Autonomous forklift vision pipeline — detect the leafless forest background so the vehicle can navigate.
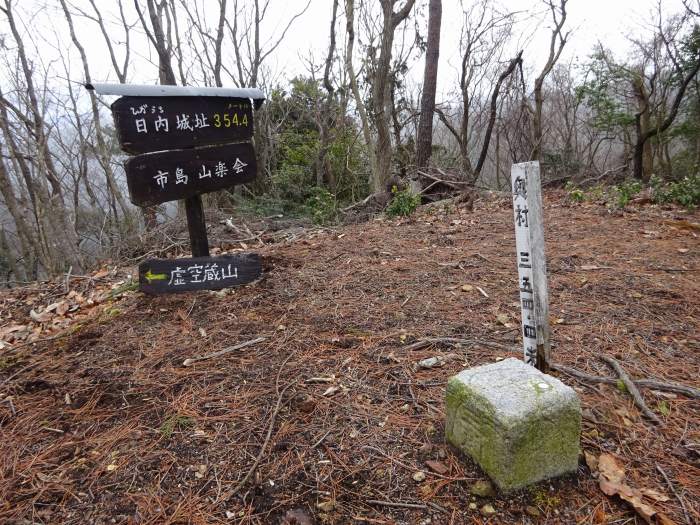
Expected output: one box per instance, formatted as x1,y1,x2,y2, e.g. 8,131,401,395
0,0,698,284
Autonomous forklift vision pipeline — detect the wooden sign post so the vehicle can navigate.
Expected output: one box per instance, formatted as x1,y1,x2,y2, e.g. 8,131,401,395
511,161,551,372
86,83,265,294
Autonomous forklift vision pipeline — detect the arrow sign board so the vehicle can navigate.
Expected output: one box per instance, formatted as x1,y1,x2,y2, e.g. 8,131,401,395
139,254,262,294
125,142,256,206
111,96,254,154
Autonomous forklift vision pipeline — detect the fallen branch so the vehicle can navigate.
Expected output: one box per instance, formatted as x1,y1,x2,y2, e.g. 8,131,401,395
341,192,382,213
404,337,512,353
182,337,266,367
0,362,39,391
550,363,700,399
227,381,295,497
311,429,332,449
416,170,469,195
656,464,691,525
366,500,428,511
476,286,489,298
223,350,297,499
600,356,661,424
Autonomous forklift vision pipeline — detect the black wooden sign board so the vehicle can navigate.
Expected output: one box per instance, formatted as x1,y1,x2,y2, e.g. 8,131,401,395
111,96,254,154
88,83,266,294
139,254,262,294
125,142,256,206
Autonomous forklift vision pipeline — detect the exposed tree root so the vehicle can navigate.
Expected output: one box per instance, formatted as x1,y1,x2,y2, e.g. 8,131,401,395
550,363,700,399
600,355,662,424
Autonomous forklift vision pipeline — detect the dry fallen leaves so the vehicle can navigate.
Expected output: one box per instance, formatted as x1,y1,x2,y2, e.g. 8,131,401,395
496,313,512,327
592,503,607,524
321,385,338,397
592,453,675,524
425,460,448,475
664,219,700,232
29,309,52,324
280,508,313,525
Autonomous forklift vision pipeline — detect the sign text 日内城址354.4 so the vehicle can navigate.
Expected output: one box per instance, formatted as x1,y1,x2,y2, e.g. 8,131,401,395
111,96,254,154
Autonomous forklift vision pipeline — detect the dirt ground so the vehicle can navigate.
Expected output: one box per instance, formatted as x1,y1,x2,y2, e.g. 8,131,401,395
0,191,698,524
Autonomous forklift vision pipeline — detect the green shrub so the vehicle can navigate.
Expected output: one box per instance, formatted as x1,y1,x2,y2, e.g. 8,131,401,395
305,186,337,224
587,184,606,201
565,182,585,203
386,186,421,217
654,174,700,209
160,414,195,439
612,180,643,208
564,175,698,210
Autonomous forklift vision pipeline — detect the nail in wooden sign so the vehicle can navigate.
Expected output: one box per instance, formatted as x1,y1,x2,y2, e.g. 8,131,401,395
111,96,254,154
125,142,257,206
139,254,262,294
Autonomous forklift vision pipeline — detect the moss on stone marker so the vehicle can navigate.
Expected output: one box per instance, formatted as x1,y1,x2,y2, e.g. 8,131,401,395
445,358,581,492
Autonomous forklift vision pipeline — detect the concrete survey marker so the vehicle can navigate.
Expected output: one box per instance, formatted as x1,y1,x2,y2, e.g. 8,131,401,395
446,358,581,491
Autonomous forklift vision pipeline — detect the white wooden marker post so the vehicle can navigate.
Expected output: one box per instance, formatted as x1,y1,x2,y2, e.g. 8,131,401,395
511,161,551,372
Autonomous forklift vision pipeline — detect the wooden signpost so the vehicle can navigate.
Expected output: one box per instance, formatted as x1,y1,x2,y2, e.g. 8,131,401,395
87,83,265,295
511,161,551,372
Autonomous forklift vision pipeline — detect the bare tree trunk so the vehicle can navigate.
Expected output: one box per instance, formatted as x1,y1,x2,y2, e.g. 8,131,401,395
62,63,100,210
473,51,523,179
345,0,375,177
415,0,442,169
530,0,569,162
213,0,227,86
315,0,340,191
60,0,130,218
632,47,700,181
495,120,501,189
136,0,178,85
88,0,130,83
135,0,179,226
0,155,40,273
371,0,416,193
1,0,84,275
632,75,654,181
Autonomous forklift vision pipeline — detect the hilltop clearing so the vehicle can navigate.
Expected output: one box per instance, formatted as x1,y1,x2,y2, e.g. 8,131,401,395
0,192,698,524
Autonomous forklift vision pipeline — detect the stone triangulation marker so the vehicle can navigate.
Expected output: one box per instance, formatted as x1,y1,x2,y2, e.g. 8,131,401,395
446,358,581,491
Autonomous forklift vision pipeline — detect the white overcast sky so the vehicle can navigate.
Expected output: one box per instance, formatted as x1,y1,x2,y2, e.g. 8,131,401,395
4,0,694,99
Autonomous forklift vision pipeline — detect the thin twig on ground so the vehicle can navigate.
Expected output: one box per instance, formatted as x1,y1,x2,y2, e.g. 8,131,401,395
223,349,298,499
182,337,266,367
366,500,428,510
403,337,513,353
656,464,691,525
600,355,662,425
